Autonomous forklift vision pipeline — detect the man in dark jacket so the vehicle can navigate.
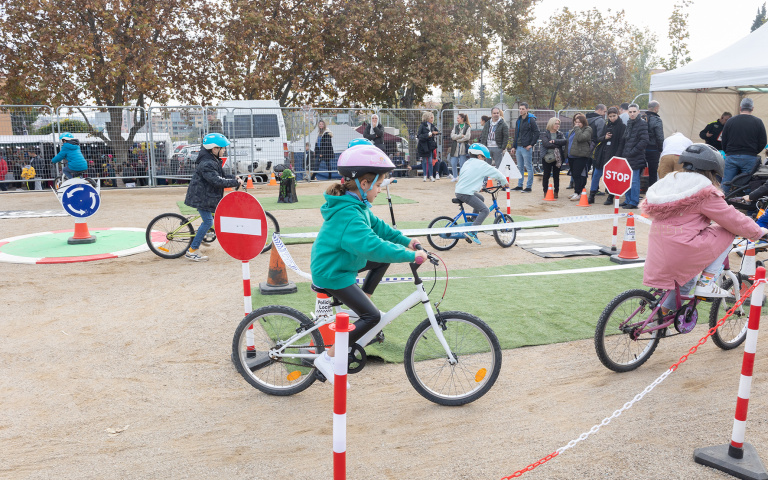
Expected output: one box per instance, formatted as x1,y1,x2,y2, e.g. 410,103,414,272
586,104,607,155
592,107,625,205
699,112,732,150
183,133,242,261
479,107,510,170
510,103,539,191
644,100,664,188
721,98,768,194
617,104,648,209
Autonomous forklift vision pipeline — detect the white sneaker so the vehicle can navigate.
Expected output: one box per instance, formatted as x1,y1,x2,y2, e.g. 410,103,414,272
435,174,440,180
694,279,733,298
313,352,350,388
569,193,579,201
185,250,209,262
448,174,454,180
431,176,435,182
451,177,457,182
423,177,427,182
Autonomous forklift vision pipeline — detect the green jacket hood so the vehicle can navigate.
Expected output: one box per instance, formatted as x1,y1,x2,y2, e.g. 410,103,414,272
320,193,366,221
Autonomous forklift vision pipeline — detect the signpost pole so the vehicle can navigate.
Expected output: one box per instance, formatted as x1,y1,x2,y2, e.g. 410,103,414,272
242,260,256,357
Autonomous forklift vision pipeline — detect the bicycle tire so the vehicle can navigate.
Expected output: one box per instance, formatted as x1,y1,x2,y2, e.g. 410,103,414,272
493,213,516,248
261,211,279,254
594,289,661,372
427,216,460,251
710,276,750,350
404,311,501,406
232,305,322,396
145,213,194,259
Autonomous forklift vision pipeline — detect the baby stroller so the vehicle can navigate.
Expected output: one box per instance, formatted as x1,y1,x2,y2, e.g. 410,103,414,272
723,158,768,214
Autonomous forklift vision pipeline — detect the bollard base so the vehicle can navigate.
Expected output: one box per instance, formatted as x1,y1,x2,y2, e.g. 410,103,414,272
68,235,96,245
610,254,645,264
694,443,768,480
599,246,618,256
259,281,298,295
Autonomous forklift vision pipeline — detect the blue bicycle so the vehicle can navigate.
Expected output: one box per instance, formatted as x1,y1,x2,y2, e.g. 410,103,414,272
427,186,517,250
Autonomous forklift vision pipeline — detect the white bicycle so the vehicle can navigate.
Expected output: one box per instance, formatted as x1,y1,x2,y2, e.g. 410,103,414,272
231,247,502,406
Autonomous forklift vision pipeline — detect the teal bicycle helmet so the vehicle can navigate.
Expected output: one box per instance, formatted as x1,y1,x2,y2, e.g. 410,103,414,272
468,143,491,159
59,132,75,141
202,133,230,149
348,138,374,148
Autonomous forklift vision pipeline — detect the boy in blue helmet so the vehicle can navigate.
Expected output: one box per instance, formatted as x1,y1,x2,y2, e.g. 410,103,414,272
183,133,243,261
51,133,88,179
454,143,509,244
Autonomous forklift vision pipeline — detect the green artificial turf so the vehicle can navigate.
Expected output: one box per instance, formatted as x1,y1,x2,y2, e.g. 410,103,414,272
251,257,649,363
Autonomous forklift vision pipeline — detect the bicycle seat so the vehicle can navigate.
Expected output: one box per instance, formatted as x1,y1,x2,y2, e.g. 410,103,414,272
310,283,330,295
451,198,463,205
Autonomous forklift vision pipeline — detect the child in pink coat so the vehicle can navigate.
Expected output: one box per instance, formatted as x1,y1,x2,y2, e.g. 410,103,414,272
641,144,768,312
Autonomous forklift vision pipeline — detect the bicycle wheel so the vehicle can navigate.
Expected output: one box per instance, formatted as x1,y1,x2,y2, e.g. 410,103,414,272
261,211,279,254
404,311,501,406
427,216,460,251
232,305,322,396
202,228,216,244
493,213,517,248
145,213,194,259
710,276,750,350
594,289,661,372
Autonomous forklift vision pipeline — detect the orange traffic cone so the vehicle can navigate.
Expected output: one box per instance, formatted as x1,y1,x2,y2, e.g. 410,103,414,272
68,222,96,245
544,182,555,201
269,172,277,186
577,190,590,207
259,247,297,294
610,213,644,264
246,175,255,190
743,240,757,277
486,178,494,188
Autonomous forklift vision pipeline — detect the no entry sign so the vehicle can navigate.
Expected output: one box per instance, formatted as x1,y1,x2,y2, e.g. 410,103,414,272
602,157,633,196
214,192,268,261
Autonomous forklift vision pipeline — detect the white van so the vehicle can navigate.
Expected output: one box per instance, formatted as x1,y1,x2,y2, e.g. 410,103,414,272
215,100,288,179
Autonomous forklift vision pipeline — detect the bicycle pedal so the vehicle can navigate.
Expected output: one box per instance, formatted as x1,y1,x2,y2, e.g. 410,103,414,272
369,331,385,344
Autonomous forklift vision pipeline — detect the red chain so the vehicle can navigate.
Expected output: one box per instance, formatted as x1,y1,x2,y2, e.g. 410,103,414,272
501,452,559,479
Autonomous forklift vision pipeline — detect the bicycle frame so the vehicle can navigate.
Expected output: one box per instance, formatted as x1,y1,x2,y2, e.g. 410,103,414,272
451,190,506,229
268,262,458,365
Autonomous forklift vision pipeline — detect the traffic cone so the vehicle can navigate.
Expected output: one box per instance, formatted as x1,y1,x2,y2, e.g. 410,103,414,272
68,222,96,245
246,175,255,190
743,241,757,277
269,172,277,186
486,178,494,188
577,190,590,207
544,182,555,201
259,247,297,294
610,213,644,264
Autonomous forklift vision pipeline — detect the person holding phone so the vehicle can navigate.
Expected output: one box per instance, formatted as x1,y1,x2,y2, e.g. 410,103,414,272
417,111,439,182
592,107,625,204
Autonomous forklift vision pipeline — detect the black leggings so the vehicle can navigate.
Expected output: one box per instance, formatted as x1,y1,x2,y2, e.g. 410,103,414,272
323,261,389,345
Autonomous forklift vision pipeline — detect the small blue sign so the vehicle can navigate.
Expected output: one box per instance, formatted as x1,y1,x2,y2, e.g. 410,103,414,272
61,184,100,218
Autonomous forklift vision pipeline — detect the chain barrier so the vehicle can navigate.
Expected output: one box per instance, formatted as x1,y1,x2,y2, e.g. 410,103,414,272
501,278,765,479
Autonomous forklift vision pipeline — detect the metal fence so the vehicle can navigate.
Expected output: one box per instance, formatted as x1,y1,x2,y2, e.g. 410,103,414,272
0,104,619,192
0,105,57,191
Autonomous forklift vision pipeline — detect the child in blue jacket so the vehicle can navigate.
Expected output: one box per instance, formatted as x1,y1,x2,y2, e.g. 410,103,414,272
51,133,88,179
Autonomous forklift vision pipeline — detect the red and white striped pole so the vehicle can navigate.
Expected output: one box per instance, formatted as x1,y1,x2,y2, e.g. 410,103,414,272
328,313,354,480
599,196,621,256
729,266,766,459
506,175,511,215
243,260,256,358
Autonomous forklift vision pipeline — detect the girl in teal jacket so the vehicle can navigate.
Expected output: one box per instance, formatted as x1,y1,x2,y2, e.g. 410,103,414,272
310,145,427,384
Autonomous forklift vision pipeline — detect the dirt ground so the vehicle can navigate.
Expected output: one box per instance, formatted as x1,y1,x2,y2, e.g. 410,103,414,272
1,177,766,480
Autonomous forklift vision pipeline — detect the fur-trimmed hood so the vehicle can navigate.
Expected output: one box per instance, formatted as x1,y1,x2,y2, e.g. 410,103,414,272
641,172,723,220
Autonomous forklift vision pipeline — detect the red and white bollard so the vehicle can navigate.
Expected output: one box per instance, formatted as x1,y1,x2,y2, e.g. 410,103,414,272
328,313,354,480
506,175,511,216
243,260,256,358
694,267,768,478
600,196,621,255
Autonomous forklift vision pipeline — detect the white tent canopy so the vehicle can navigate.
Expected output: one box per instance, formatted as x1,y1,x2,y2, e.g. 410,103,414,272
650,22,768,146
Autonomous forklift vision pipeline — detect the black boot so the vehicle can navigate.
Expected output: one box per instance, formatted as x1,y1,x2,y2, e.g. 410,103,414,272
588,191,596,204
603,194,614,206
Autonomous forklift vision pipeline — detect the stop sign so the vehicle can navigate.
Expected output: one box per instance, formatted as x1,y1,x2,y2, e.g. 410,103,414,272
602,157,633,196
214,191,268,261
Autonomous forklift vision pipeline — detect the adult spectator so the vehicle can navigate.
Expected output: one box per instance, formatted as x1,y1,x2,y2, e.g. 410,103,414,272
699,112,732,150
28,147,48,190
448,112,472,181
721,98,768,194
476,115,490,143
565,113,593,201
0,154,8,191
510,103,539,192
617,103,649,209
657,132,693,179
207,113,224,134
417,111,439,182
539,117,566,199
363,114,384,151
592,107,626,205
479,107,510,169
644,100,664,188
586,104,607,156
310,119,334,181
619,103,630,124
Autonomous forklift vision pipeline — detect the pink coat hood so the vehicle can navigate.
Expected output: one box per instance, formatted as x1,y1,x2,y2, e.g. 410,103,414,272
640,172,762,289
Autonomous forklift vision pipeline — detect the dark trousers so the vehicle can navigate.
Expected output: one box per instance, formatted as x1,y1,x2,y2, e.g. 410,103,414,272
646,150,660,188
323,261,389,345
541,161,561,194
569,157,589,195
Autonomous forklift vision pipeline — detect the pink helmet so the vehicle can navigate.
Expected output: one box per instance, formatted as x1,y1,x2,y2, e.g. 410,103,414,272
337,145,395,179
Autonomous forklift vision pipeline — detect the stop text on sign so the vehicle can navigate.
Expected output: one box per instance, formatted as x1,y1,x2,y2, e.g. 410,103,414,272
604,171,630,183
